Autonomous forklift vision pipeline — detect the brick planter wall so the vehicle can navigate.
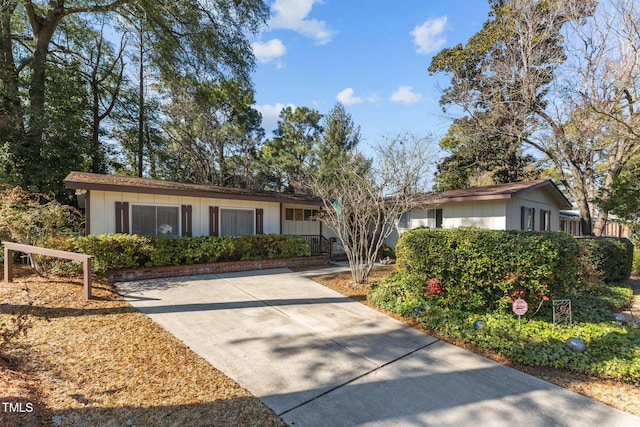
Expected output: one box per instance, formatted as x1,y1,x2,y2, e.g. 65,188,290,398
105,255,330,282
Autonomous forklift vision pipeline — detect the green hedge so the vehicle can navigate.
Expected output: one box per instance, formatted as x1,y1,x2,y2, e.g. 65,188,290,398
392,228,580,312
70,234,311,273
632,236,640,274
575,237,633,284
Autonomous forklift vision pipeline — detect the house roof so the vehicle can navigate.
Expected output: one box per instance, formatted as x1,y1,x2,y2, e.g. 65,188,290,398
417,179,572,209
64,172,322,206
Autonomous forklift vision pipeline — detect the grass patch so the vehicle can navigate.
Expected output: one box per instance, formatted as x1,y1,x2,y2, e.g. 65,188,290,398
0,266,285,427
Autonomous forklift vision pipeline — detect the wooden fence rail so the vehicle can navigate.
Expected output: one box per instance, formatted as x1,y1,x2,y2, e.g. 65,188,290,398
2,241,93,300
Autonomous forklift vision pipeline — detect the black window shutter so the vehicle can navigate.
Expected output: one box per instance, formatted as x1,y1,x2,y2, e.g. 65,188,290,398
181,205,193,237
209,206,219,236
115,202,129,234
256,208,264,234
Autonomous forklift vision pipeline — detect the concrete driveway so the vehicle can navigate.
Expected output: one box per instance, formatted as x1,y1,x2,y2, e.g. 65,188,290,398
116,268,640,426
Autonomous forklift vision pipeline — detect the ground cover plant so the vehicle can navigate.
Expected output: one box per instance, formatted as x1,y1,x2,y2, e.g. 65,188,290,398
367,228,640,384
0,267,285,427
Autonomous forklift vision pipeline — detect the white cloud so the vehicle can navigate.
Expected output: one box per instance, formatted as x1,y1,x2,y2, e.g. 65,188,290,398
254,102,295,133
252,39,287,63
390,86,423,104
411,16,448,54
336,88,364,106
270,0,335,45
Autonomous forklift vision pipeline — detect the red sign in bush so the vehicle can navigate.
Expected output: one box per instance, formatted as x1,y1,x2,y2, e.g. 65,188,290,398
512,298,528,316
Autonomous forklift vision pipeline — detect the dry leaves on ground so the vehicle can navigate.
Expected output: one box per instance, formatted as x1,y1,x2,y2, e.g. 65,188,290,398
0,267,285,427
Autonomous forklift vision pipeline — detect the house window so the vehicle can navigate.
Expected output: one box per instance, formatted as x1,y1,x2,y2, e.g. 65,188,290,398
399,211,411,228
131,205,179,236
220,209,254,236
521,207,535,231
540,209,551,231
286,208,318,221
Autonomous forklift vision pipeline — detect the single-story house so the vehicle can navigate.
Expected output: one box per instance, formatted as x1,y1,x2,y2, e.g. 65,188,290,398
386,179,573,247
64,172,328,240
560,209,634,238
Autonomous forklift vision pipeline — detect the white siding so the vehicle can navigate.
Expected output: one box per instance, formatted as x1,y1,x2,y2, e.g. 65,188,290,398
281,204,322,235
385,200,507,247
441,200,507,230
88,190,282,236
506,188,560,231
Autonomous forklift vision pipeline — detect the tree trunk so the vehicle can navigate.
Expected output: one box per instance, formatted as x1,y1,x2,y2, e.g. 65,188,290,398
572,189,593,236
137,30,144,177
0,0,23,159
25,9,62,188
91,80,102,172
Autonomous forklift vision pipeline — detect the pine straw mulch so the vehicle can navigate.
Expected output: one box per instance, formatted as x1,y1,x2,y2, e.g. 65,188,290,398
0,266,286,427
308,265,640,417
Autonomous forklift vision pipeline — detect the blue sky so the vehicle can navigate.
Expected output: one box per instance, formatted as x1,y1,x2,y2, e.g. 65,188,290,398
251,0,491,149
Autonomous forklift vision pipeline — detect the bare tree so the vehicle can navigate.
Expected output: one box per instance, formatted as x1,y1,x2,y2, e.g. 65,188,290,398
306,133,434,285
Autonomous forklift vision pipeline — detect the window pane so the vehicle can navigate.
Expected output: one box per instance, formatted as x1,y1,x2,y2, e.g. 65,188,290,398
157,206,179,236
295,209,303,221
220,209,237,236
285,208,294,220
304,209,314,221
237,210,254,235
220,209,254,236
132,206,156,236
399,211,410,228
523,207,533,231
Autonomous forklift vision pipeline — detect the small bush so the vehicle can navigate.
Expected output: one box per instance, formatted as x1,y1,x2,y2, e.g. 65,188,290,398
575,237,633,283
0,187,82,275
71,234,152,273
233,234,310,260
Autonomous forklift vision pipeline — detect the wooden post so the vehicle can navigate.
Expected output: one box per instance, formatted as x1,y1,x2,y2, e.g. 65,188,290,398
4,245,13,283
83,258,92,300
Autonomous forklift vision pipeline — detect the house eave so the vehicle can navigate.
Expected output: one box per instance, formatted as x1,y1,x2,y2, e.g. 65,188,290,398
64,172,322,206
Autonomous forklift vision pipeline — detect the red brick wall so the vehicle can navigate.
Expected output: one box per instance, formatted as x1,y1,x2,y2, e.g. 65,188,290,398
105,256,330,282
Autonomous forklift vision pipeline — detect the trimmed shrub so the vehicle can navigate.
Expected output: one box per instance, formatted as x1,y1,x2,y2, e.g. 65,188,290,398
70,234,311,273
71,234,152,273
575,237,633,284
233,234,310,261
392,228,580,313
631,236,640,274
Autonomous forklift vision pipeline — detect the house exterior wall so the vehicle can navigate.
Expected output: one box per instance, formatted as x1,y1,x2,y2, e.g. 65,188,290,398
87,190,282,236
385,187,566,248
385,200,507,247
506,188,560,231
441,200,507,230
281,203,322,235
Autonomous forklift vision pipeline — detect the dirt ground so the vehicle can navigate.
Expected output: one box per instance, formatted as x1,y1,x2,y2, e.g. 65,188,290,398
309,266,640,417
0,267,285,427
